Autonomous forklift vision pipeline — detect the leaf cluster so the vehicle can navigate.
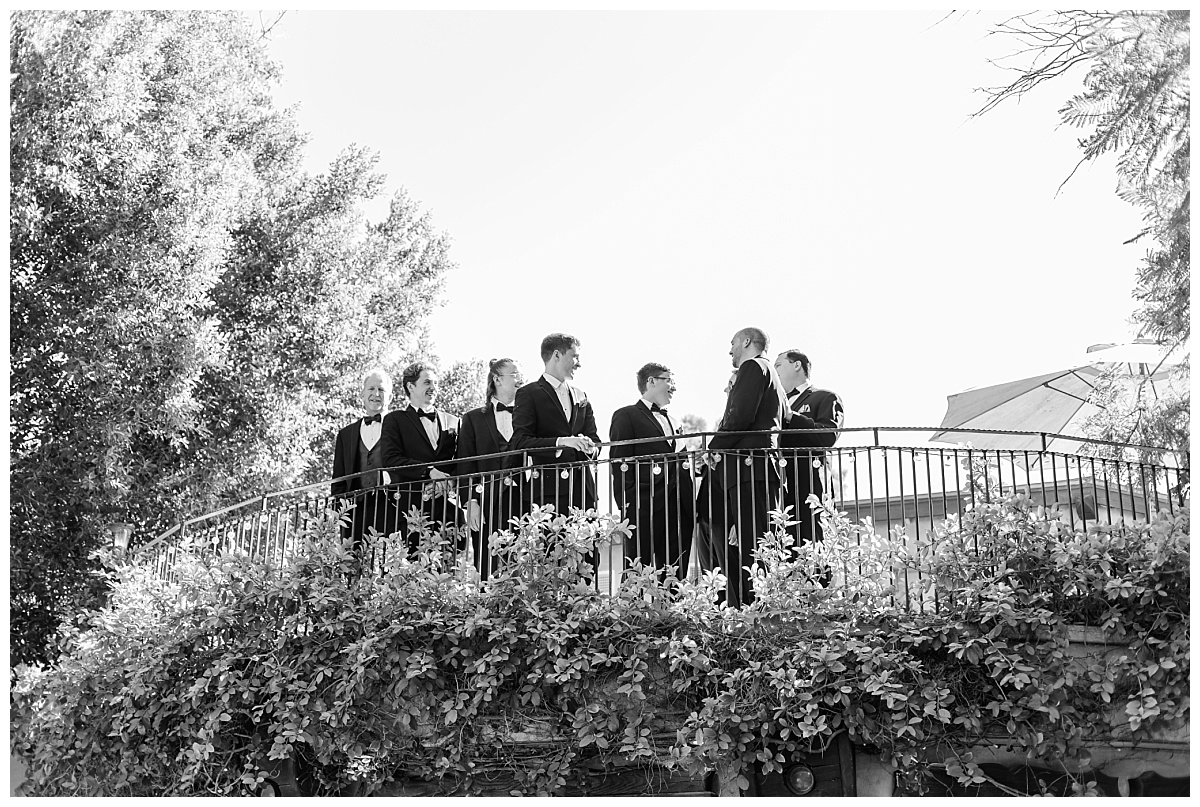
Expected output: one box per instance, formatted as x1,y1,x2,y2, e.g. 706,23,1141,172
10,498,1190,796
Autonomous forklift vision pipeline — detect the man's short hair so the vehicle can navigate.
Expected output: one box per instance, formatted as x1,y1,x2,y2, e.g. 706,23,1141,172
540,333,580,362
780,350,811,377
737,327,769,353
362,367,393,391
636,362,671,394
400,361,436,396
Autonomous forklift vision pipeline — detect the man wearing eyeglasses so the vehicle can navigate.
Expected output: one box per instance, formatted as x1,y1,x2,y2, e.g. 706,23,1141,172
701,327,786,607
455,358,528,579
609,363,696,581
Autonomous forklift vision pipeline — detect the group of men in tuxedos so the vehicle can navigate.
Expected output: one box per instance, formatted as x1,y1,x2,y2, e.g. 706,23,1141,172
331,328,842,606
331,333,600,579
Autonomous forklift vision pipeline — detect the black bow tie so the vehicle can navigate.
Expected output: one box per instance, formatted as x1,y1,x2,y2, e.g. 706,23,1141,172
363,414,381,424
416,409,437,422
495,402,514,413
651,404,669,416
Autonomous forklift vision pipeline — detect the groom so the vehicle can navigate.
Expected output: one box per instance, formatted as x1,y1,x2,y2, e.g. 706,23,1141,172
511,332,601,516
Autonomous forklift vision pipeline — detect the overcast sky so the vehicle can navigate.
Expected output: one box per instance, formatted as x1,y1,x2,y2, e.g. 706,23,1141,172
264,10,1146,443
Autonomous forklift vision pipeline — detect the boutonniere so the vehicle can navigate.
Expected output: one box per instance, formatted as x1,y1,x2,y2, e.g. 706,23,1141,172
573,388,588,406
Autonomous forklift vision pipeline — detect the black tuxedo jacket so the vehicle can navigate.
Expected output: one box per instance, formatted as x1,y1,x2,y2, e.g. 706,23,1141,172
332,417,376,496
379,406,460,484
608,402,693,510
512,376,600,502
511,377,600,464
456,404,526,498
707,355,786,489
781,387,844,456
456,404,524,475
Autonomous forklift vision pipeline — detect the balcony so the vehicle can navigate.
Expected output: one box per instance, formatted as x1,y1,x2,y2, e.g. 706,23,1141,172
135,426,1188,609
19,426,1189,797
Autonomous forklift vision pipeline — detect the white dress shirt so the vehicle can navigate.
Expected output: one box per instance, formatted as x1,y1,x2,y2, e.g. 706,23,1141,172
359,416,382,450
639,397,673,439
414,405,440,446
786,382,812,427
359,415,390,483
542,372,573,421
543,373,576,455
492,397,514,441
788,381,812,407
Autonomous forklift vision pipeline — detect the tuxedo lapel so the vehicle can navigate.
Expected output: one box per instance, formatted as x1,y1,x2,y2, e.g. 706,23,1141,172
343,425,364,486
539,377,570,428
791,388,814,414
406,407,435,451
483,405,505,449
568,392,581,432
639,403,681,451
349,421,365,459
435,411,455,457
637,403,665,438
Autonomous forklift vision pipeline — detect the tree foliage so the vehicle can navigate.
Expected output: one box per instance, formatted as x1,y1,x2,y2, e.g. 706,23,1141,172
434,358,490,416
977,11,1190,458
9,10,453,666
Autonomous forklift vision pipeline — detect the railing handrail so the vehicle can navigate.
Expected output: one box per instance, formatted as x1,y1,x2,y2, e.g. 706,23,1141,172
133,425,1188,554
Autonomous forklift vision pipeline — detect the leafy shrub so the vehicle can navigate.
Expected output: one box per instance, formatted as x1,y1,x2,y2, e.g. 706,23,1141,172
11,496,1189,795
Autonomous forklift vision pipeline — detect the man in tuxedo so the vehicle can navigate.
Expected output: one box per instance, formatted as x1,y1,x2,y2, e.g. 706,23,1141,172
511,333,600,516
331,368,396,558
774,350,844,547
455,357,528,580
702,327,787,607
379,361,461,554
609,363,696,580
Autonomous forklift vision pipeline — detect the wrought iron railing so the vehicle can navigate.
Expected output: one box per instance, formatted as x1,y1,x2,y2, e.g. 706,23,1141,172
132,427,1189,607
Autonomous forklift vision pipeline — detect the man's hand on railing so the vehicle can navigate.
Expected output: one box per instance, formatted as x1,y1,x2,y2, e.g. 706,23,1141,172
424,468,455,499
467,500,482,532
699,451,722,470
559,436,598,456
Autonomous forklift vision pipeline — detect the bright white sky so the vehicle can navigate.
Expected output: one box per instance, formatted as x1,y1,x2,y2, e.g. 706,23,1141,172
265,10,1146,443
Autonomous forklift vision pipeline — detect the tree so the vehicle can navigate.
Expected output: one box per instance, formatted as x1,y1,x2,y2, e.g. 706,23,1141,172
10,11,452,666
434,358,490,417
976,11,1190,461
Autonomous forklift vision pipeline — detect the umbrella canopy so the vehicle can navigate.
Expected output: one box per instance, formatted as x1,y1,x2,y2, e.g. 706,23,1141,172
1083,338,1178,371
932,366,1104,453
932,341,1179,454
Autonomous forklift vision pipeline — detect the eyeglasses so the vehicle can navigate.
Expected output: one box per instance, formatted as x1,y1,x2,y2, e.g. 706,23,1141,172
650,376,675,384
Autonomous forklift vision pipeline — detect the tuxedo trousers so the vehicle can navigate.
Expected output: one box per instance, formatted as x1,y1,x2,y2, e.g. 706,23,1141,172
468,476,528,580
780,451,826,546
715,477,779,607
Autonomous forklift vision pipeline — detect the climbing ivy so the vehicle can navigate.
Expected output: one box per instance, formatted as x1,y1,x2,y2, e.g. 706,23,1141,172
11,495,1189,795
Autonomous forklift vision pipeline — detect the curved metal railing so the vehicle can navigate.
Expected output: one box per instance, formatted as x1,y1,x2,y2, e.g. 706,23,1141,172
131,426,1189,605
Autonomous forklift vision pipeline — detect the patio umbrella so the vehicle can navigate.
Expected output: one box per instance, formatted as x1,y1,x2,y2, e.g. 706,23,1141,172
931,340,1179,454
